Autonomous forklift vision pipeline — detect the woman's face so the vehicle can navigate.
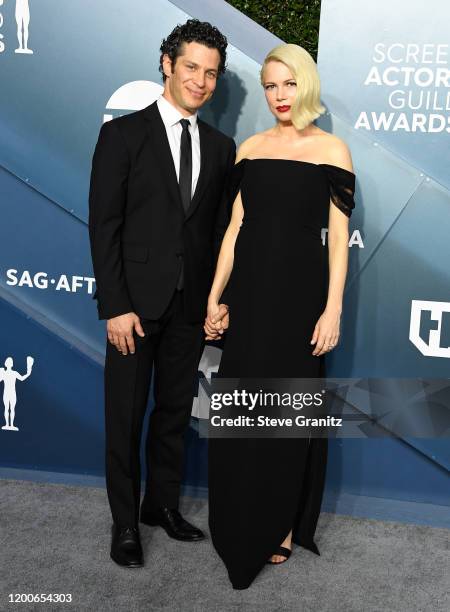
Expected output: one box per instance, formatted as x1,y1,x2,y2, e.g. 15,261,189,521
262,60,297,123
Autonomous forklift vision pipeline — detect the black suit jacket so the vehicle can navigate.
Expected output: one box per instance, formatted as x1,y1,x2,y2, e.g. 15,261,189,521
88,101,236,323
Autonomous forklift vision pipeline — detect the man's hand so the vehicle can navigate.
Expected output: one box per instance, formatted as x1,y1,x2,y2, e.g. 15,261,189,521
107,312,145,355
204,303,229,341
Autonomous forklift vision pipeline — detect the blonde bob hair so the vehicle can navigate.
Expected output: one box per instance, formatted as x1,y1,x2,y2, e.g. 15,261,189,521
260,43,326,131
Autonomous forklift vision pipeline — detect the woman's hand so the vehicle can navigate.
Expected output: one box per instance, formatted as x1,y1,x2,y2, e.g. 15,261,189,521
204,301,229,341
310,308,341,356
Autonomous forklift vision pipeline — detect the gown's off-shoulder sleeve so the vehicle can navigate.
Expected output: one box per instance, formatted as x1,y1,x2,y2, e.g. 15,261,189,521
227,159,247,215
321,164,356,218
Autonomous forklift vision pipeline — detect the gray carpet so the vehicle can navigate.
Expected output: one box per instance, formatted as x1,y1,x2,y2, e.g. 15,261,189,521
1,479,449,612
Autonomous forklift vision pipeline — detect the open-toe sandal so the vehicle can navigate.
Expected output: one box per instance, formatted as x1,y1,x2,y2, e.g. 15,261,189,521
266,545,292,564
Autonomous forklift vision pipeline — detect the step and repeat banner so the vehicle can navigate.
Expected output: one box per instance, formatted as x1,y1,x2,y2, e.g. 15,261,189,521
0,0,448,506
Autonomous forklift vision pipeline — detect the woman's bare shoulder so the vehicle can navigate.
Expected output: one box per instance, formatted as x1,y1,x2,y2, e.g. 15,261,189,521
320,132,353,172
235,130,273,162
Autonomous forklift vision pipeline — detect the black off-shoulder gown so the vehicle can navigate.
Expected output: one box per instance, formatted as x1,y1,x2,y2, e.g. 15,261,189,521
208,158,356,590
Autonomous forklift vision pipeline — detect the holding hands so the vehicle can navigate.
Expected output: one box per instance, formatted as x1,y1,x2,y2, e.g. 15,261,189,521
204,302,229,341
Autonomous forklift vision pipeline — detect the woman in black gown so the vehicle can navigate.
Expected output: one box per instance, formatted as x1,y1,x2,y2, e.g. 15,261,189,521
204,43,356,590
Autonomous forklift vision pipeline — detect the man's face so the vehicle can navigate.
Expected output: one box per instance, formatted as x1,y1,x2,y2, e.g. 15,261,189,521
162,41,220,115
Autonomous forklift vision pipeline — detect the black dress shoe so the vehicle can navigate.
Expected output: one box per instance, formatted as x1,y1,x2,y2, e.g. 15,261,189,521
110,524,144,567
140,507,205,542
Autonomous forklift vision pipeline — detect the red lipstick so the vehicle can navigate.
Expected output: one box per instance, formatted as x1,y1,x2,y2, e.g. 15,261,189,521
276,105,290,112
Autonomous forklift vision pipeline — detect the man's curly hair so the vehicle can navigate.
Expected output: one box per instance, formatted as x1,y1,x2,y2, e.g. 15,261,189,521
159,19,228,81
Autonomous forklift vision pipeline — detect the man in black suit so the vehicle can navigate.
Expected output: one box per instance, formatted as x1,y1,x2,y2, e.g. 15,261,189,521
88,19,234,567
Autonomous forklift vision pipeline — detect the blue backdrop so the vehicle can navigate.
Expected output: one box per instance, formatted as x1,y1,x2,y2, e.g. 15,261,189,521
0,0,448,519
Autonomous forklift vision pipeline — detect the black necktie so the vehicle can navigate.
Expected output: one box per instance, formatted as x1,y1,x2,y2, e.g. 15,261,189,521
179,118,192,214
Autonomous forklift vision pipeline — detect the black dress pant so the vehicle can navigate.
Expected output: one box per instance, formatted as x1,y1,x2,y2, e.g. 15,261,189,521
104,289,204,527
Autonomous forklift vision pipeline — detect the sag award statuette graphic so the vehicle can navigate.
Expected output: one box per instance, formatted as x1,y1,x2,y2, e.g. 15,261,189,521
15,0,33,54
1,356,34,431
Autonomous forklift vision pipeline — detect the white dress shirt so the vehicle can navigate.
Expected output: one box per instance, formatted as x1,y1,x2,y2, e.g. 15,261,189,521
156,94,201,199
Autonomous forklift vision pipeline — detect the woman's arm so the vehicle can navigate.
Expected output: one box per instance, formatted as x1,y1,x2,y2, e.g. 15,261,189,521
204,138,259,339
204,189,244,340
208,190,244,306
311,204,350,356
325,203,350,316
311,139,354,356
